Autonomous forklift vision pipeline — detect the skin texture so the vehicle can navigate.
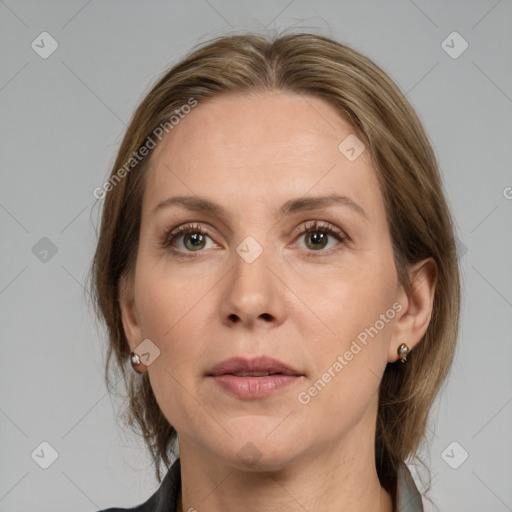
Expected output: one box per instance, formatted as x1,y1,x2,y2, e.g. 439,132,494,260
119,92,437,512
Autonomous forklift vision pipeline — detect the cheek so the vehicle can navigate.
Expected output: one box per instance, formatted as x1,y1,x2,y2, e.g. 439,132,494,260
137,278,203,369
295,282,395,432
135,253,203,339
292,248,398,406
134,261,201,394
298,252,397,343
138,275,205,429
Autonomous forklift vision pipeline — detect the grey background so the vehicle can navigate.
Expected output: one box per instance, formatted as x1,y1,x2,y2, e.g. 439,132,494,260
1,1,511,511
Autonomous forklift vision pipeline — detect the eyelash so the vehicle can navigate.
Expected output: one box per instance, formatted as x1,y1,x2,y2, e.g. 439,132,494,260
159,220,348,257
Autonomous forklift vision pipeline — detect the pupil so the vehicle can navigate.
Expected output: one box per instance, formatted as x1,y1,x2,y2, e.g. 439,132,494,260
186,233,204,250
308,232,327,249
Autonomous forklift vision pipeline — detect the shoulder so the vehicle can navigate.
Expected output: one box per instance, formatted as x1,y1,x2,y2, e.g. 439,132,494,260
95,492,159,512
95,459,181,512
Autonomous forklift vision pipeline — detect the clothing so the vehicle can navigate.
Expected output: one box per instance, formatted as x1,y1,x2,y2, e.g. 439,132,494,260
97,458,424,512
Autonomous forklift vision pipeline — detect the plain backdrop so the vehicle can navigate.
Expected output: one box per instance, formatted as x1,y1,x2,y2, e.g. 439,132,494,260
1,1,511,511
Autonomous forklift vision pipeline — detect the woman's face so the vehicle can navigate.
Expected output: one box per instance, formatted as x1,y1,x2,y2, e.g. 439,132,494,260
121,92,409,469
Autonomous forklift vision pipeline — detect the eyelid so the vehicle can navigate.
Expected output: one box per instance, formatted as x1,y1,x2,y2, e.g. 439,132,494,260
290,219,348,242
289,219,349,255
160,222,216,248
160,219,349,254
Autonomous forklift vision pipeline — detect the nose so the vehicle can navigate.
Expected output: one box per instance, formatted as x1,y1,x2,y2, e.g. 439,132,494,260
219,241,287,329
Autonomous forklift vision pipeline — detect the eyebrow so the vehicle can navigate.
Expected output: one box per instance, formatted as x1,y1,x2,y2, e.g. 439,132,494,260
151,194,368,221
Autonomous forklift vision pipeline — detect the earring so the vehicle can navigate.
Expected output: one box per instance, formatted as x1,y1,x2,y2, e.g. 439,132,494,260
397,343,410,363
130,351,147,374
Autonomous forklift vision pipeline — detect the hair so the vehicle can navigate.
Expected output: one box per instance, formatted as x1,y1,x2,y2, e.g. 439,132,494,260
89,31,460,505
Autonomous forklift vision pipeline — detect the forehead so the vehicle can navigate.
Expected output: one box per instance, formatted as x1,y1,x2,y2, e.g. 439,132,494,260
152,92,358,160
143,92,383,221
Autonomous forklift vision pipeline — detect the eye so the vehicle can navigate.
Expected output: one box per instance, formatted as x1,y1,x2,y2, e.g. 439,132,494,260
160,220,348,257
160,223,218,254
293,220,347,254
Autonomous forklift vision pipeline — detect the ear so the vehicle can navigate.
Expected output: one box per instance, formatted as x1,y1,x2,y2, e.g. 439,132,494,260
388,257,438,363
118,271,143,351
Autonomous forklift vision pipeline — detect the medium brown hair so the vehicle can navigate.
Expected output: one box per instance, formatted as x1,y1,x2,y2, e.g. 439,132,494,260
89,31,460,502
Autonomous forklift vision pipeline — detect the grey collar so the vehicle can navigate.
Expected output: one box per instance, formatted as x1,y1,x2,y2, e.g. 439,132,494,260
396,461,425,511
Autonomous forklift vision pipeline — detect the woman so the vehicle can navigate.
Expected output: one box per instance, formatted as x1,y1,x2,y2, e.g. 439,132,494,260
91,32,460,512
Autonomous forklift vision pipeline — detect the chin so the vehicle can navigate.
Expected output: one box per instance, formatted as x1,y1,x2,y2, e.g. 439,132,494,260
219,425,304,472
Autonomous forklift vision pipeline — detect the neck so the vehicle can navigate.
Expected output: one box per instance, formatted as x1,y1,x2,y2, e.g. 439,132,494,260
175,436,393,512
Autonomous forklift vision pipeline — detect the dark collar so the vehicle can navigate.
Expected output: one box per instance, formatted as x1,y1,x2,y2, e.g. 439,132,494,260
117,458,424,512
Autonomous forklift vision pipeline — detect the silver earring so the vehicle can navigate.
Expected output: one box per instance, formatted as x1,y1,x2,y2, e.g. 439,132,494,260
397,343,410,363
130,351,147,374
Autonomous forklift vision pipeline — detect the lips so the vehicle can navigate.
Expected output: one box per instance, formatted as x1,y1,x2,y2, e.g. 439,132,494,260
207,356,302,377
207,356,304,399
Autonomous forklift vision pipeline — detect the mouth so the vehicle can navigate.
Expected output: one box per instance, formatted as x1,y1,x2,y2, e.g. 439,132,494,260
223,371,285,377
207,356,303,377
207,356,304,399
